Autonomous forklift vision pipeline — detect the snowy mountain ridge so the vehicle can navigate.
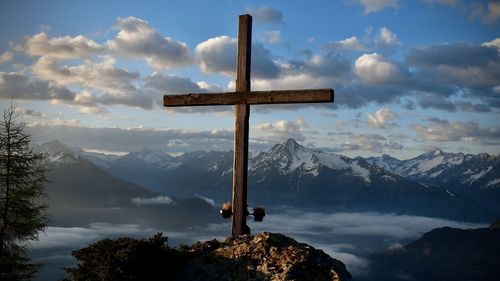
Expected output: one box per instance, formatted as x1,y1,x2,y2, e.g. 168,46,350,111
250,139,372,183
362,149,500,189
38,139,499,191
36,139,500,221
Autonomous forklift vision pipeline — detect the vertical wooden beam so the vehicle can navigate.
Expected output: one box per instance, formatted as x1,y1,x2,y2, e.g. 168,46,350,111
231,14,252,236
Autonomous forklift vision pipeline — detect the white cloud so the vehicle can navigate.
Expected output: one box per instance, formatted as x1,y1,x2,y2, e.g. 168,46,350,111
73,91,98,107
252,118,307,143
196,81,223,93
28,210,485,278
31,56,156,110
252,211,484,240
0,51,14,64
349,0,399,14
51,118,81,127
132,195,174,205
482,38,500,50
32,56,140,94
21,32,102,59
108,17,192,70
257,30,281,44
15,107,47,118
376,27,399,46
31,223,155,249
367,108,398,128
196,36,236,77
354,53,404,84
413,119,500,144
336,36,366,51
19,17,193,71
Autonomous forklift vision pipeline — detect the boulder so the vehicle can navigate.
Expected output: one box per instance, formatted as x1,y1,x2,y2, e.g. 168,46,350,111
180,232,351,281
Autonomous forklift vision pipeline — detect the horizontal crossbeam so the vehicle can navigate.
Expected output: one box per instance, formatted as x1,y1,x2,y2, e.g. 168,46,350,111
164,89,334,107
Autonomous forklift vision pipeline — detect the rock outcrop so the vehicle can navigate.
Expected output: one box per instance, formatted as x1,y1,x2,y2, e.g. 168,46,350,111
66,232,351,281
180,232,351,281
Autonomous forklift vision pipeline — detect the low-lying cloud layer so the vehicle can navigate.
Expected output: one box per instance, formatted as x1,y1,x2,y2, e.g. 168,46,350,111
31,210,485,279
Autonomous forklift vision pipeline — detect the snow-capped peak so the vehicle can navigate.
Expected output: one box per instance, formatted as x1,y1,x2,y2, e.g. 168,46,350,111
128,148,173,164
36,140,80,165
251,139,372,183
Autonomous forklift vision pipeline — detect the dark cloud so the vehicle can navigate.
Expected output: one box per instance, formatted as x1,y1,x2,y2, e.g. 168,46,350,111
417,92,457,111
326,132,404,153
407,44,499,67
0,72,75,101
145,73,205,94
244,6,284,24
455,101,491,113
426,116,449,124
287,54,351,80
195,36,280,79
406,43,500,87
144,73,232,114
27,124,235,153
97,91,154,110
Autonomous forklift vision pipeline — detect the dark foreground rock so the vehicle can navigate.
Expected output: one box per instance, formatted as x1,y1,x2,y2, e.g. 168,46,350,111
181,232,351,281
66,232,351,281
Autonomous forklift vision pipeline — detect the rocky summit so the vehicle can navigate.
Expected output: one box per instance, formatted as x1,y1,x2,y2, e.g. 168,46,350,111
180,232,351,281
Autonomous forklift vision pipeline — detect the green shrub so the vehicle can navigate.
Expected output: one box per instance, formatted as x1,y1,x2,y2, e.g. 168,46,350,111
65,233,186,281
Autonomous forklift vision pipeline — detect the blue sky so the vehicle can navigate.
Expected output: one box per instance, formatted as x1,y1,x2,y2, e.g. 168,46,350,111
0,0,499,159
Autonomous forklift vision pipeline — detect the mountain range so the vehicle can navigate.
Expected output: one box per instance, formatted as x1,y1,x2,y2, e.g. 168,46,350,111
36,140,219,229
38,139,500,223
361,149,500,217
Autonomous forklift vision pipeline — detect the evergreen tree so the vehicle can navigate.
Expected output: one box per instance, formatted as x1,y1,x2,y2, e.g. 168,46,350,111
0,105,49,280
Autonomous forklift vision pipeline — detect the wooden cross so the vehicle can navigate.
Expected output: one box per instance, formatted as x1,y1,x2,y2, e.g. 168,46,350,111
164,14,334,236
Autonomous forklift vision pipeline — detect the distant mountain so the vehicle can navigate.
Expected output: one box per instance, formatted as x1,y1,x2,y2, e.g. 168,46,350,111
36,140,218,229
366,223,500,281
362,149,500,216
76,139,496,221
244,139,486,220
362,149,500,189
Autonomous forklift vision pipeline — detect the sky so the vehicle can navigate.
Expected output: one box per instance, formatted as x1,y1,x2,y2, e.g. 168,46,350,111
0,0,499,159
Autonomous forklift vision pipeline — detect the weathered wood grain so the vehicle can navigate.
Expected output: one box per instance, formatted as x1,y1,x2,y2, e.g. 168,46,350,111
164,89,334,107
231,14,252,236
